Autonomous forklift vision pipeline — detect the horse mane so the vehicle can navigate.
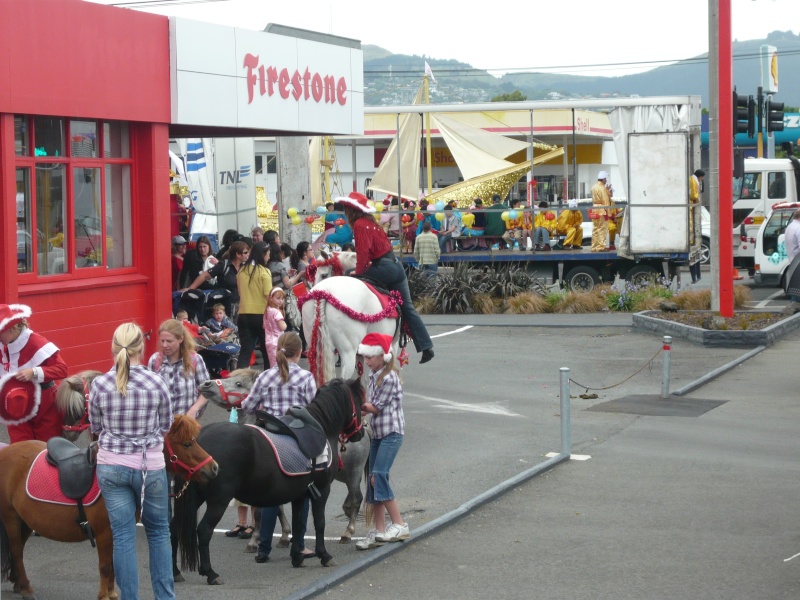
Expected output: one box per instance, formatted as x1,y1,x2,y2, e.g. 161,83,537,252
170,414,201,442
307,377,362,436
224,368,259,385
55,370,102,419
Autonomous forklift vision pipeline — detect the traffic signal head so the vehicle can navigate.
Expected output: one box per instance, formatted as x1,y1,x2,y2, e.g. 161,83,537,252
766,98,785,133
733,91,756,138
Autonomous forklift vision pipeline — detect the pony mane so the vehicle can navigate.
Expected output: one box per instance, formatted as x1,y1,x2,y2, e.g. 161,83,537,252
224,368,259,385
308,377,362,435
171,414,201,442
55,370,102,419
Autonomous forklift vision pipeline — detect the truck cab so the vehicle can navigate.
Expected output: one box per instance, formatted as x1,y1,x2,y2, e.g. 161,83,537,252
753,201,800,287
733,157,800,273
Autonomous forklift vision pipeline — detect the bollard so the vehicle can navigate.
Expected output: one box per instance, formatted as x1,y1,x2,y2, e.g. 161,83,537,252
560,367,571,456
661,335,672,399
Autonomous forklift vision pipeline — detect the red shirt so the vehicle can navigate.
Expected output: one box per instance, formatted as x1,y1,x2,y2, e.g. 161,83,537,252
352,217,392,275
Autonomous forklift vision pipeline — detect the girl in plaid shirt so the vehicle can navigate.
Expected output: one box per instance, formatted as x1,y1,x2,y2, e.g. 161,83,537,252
356,332,410,550
148,319,210,419
241,332,317,563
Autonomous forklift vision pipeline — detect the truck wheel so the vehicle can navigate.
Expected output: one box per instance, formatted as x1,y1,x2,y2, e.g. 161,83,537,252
700,237,711,265
566,266,600,292
626,264,659,287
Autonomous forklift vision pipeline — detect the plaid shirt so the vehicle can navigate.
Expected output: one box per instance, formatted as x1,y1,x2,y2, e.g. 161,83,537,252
241,362,317,417
89,365,173,455
368,369,404,438
147,352,210,415
414,231,440,266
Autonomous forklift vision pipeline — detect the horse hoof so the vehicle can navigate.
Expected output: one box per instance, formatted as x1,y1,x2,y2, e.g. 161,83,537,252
21,592,37,600
322,556,336,568
276,539,290,548
13,583,21,593
207,576,224,586
174,573,185,583
243,544,256,554
339,536,352,544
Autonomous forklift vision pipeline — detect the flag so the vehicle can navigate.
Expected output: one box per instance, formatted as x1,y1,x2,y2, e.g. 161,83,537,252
424,61,436,83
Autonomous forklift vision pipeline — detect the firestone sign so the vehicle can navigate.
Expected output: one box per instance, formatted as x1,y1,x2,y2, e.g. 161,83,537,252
243,54,348,107
170,18,363,135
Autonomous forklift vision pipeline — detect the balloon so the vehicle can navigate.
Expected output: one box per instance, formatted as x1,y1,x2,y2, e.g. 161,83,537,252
462,213,475,228
416,212,425,222
501,211,510,221
508,209,518,220
291,215,302,225
546,212,555,220
435,200,445,211
375,203,384,213
335,218,346,226
305,216,315,224
316,206,327,215
383,197,391,206
287,207,298,218
401,214,412,223
435,212,444,221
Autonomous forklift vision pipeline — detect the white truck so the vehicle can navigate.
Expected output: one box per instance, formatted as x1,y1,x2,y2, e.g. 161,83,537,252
733,156,800,274
752,201,800,288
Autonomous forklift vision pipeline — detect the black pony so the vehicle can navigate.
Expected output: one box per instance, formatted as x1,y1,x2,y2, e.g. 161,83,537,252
173,377,365,585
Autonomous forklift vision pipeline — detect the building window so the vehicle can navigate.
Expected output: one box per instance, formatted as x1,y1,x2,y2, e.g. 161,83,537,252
15,115,133,276
256,153,277,175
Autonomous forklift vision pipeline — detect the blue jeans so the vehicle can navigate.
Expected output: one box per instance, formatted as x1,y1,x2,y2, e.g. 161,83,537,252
533,227,551,246
364,255,432,353
96,465,174,600
367,433,404,503
258,496,310,557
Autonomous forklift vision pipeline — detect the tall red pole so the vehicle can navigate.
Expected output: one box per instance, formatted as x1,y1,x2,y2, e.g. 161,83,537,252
717,0,735,317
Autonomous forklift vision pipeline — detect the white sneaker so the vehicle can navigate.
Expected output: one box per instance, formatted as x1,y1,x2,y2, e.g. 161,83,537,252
355,529,385,550
375,522,410,543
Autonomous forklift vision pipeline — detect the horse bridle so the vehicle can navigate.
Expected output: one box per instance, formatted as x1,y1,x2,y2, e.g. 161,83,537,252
164,435,215,499
62,380,91,433
209,379,248,410
338,390,363,449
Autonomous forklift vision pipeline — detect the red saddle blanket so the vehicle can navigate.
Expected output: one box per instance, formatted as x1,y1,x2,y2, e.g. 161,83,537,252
363,282,399,319
26,450,102,506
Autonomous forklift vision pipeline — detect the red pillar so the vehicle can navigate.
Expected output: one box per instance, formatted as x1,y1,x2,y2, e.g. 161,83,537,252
717,0,735,317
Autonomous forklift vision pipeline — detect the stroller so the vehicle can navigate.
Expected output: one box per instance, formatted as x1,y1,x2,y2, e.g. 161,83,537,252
179,288,233,324
198,340,240,378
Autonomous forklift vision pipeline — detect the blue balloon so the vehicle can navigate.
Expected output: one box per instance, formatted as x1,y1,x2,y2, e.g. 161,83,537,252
435,201,445,211
316,206,327,215
509,209,518,220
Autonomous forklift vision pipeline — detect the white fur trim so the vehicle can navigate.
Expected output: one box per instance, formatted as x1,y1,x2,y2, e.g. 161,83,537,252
0,304,31,335
0,371,41,426
357,344,392,363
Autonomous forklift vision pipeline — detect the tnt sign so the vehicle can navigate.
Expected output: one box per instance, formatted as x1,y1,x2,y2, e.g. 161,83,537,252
220,165,251,189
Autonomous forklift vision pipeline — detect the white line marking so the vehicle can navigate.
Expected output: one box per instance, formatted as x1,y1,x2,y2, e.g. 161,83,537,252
755,290,784,309
430,325,473,339
545,452,592,461
784,551,800,562
405,392,522,417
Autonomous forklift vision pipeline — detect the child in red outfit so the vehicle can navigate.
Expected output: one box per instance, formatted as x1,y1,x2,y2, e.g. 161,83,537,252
0,304,68,443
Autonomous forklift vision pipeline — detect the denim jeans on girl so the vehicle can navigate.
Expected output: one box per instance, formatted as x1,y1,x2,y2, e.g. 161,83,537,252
367,432,404,503
96,465,174,600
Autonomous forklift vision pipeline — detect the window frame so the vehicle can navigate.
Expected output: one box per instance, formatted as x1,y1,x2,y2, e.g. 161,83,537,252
14,115,136,280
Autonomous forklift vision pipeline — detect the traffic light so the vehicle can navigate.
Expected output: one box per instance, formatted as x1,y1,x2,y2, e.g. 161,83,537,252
733,91,756,137
766,98,785,133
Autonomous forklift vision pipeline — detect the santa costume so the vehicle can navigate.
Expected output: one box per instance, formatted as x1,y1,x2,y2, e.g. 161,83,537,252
0,304,68,443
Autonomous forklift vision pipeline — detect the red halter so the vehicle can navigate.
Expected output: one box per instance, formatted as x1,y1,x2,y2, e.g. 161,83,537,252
62,379,92,433
338,389,364,448
209,379,249,410
164,435,215,479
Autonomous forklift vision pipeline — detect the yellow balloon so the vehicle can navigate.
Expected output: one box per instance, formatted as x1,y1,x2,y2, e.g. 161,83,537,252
501,211,510,221
375,203,384,213
435,212,445,221
462,213,475,228
287,207,298,218
291,215,302,225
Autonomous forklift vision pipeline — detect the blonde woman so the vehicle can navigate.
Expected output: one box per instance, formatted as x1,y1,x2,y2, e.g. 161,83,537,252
89,322,174,600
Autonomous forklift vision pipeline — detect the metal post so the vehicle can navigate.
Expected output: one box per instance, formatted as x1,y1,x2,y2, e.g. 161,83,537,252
559,367,572,457
661,336,672,399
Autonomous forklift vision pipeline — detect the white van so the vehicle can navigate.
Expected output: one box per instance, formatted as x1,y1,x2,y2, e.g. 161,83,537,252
753,202,800,287
733,158,800,273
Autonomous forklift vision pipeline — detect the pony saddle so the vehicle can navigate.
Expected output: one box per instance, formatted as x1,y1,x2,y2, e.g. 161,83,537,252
256,406,327,459
46,437,96,500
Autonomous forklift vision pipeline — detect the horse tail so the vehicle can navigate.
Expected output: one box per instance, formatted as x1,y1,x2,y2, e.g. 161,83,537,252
0,516,10,583
319,300,337,385
309,297,335,388
173,477,200,572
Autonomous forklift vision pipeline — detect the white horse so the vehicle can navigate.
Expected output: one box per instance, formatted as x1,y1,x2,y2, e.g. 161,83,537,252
301,250,402,386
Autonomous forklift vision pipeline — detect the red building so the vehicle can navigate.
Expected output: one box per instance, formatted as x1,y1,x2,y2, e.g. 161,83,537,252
0,0,363,372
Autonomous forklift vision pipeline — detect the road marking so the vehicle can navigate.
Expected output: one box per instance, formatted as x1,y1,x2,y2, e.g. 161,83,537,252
430,325,473,339
754,290,784,309
405,392,522,417
545,452,592,461
785,551,800,562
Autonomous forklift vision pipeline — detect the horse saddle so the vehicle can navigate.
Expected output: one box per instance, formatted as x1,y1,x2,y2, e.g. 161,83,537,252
256,406,327,460
45,437,96,501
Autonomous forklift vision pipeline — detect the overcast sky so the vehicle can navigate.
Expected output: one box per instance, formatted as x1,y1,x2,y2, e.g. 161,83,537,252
93,0,799,77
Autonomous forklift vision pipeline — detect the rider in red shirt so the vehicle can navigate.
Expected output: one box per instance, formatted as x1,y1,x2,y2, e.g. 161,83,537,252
339,192,434,364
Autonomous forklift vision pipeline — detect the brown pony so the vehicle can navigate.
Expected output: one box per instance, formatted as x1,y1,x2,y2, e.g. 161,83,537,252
0,415,218,600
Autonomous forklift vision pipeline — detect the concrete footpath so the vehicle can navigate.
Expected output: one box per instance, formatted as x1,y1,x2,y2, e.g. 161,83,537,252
314,315,800,600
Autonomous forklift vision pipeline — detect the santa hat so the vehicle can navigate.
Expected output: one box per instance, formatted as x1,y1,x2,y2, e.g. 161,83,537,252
0,304,31,334
337,191,375,214
0,372,41,426
358,332,393,363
